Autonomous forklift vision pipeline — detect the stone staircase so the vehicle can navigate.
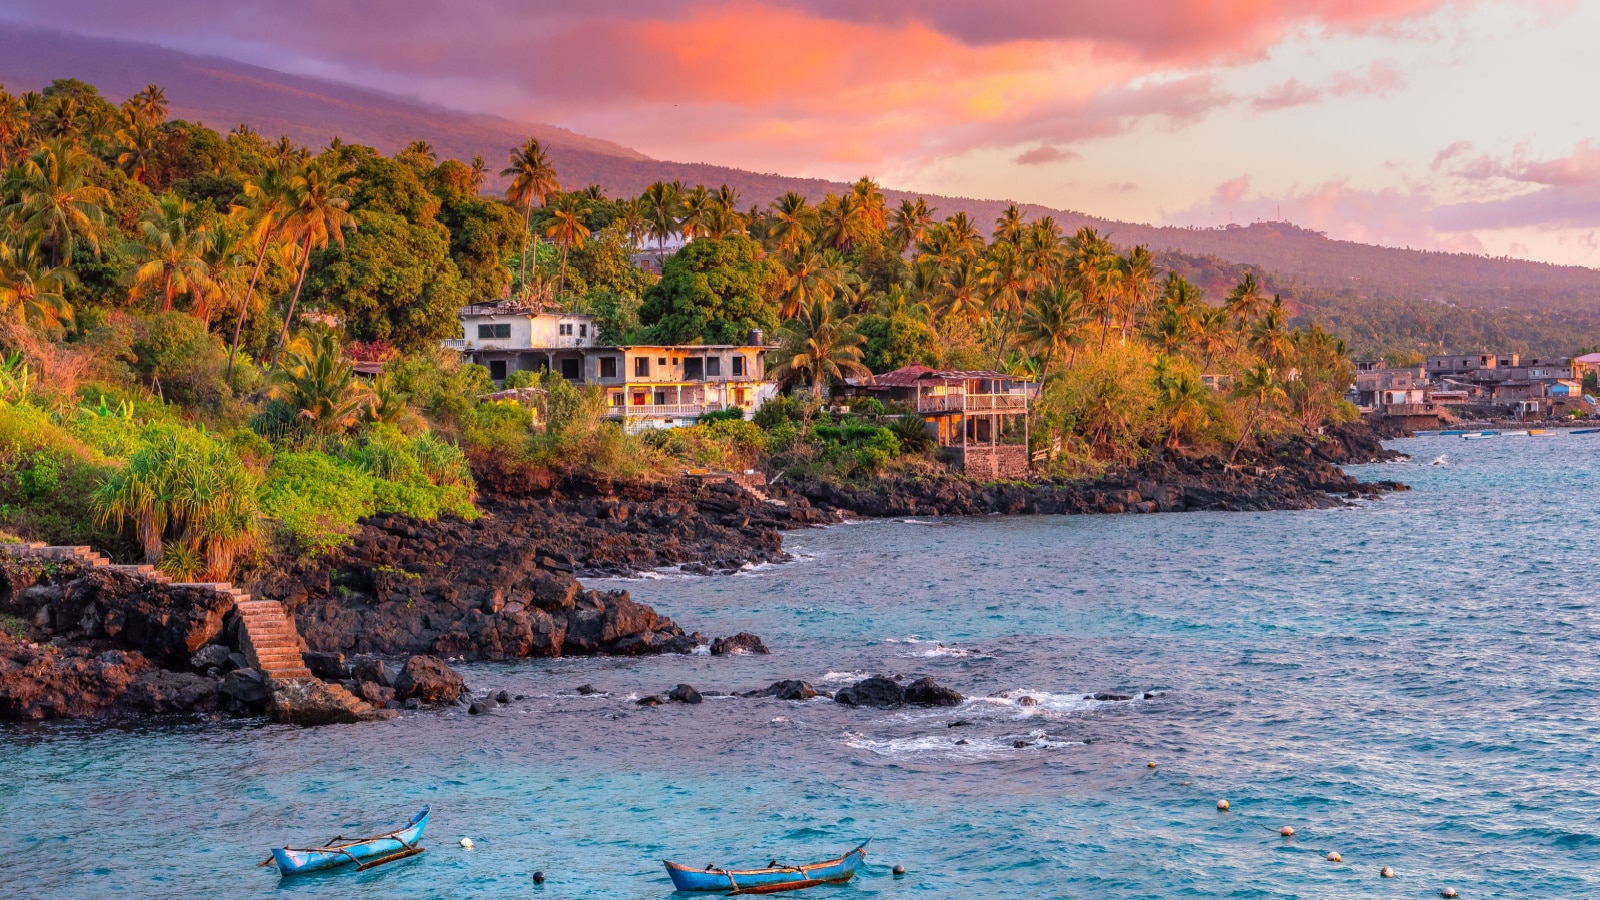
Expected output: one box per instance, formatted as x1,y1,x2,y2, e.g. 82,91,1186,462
2,542,390,723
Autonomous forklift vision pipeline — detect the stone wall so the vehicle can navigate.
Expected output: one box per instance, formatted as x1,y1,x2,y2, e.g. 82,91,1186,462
959,444,1030,480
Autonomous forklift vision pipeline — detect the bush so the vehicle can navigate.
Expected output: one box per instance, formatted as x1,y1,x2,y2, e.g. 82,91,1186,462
646,418,769,470
846,397,885,418
131,312,230,410
754,394,804,429
886,414,933,452
698,407,747,424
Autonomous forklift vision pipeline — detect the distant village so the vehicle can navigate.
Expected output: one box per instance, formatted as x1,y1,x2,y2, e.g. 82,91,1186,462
1355,352,1600,428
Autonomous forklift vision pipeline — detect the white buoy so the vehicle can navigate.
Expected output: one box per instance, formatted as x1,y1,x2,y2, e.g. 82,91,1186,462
1279,826,1295,837
1327,851,1341,862
1147,761,1157,769
1440,889,1457,899
460,837,475,849
1216,799,1230,811
1381,866,1394,878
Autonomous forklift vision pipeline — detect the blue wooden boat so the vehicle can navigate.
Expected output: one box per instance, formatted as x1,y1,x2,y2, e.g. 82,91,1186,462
665,840,869,893
270,806,429,875
1440,430,1467,435
1573,428,1600,434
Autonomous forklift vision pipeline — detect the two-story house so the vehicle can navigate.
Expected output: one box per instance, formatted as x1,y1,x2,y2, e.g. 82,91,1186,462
445,304,777,430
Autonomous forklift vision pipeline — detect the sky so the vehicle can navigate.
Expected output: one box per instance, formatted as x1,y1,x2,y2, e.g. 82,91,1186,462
5,0,1600,268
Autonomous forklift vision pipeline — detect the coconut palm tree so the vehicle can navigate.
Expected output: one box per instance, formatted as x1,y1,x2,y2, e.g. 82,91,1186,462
468,154,487,192
114,112,162,186
544,194,591,299
888,197,935,252
766,191,816,256
1153,355,1213,451
3,139,111,266
769,298,871,394
1017,283,1089,389
777,248,855,319
1117,245,1157,337
125,193,212,313
993,204,1025,246
501,138,560,300
226,161,293,382
197,217,252,327
937,258,987,329
613,196,648,251
1067,227,1120,348
1225,271,1268,351
127,84,168,127
641,180,682,259
267,329,374,433
0,89,30,168
945,212,986,258
1248,295,1293,368
1229,360,1286,464
982,240,1030,367
850,177,888,231
916,224,962,272
0,232,75,327
679,184,716,241
818,191,873,252
269,161,356,365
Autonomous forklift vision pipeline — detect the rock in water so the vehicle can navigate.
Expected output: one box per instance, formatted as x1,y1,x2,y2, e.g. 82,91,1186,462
747,679,817,700
1091,692,1133,701
904,677,963,707
352,656,392,688
636,694,666,706
575,684,600,695
220,668,269,705
834,675,906,708
303,651,349,681
710,632,769,655
394,655,465,704
467,697,497,715
668,684,703,704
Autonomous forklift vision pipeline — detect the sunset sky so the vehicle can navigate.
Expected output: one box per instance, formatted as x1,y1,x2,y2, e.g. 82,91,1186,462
5,1,1599,266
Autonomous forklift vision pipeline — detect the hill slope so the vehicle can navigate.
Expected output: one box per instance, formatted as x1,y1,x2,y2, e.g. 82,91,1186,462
2,23,1597,318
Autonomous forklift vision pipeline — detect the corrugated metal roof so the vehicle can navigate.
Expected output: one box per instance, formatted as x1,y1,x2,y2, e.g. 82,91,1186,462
866,364,1026,387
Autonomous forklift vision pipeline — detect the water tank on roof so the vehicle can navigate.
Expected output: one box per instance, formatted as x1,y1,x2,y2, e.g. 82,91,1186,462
746,328,764,346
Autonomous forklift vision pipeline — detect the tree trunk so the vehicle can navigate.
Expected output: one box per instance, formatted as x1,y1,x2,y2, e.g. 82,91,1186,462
268,232,313,370
558,242,570,299
1229,401,1260,465
519,201,532,299
227,232,272,385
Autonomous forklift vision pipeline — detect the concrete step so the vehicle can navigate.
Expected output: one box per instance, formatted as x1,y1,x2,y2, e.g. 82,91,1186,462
263,667,313,679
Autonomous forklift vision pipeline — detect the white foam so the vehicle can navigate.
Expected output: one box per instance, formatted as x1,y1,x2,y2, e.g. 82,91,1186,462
977,689,1144,717
844,729,1083,761
821,671,874,684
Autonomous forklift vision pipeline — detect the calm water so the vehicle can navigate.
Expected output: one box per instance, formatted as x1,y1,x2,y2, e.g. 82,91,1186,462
4,435,1598,898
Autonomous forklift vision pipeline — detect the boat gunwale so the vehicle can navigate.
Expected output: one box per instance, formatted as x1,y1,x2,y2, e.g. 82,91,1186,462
664,840,869,878
276,807,429,856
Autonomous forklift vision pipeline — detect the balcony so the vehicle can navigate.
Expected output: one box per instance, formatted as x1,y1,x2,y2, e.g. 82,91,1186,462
441,338,467,350
917,392,1029,413
612,401,754,419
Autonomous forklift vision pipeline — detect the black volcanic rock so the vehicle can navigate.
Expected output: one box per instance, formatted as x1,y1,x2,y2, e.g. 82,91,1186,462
835,675,906,708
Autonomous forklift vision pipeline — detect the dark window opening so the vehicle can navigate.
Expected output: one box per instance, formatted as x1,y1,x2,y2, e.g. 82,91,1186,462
706,357,721,377
654,391,668,405
684,358,704,380
559,323,573,336
478,323,511,339
488,360,507,381
732,356,745,377
634,357,650,377
579,323,588,338
600,357,617,378
560,358,580,380
658,357,667,366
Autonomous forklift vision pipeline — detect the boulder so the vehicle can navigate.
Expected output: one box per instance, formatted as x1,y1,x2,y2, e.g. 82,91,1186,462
468,697,498,715
834,675,906,708
352,656,392,688
189,644,231,672
636,694,666,706
393,656,465,704
119,669,220,715
1090,692,1132,701
304,651,349,681
0,638,150,720
271,678,395,724
668,683,703,704
904,677,963,707
356,681,395,706
220,668,269,705
710,632,769,655
746,679,816,700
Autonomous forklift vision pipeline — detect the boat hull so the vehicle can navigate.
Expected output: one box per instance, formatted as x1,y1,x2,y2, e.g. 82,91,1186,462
665,840,869,892
273,806,429,875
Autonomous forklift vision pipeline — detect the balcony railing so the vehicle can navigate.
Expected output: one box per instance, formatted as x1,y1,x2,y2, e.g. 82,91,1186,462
917,392,1029,413
612,402,753,418
441,338,467,350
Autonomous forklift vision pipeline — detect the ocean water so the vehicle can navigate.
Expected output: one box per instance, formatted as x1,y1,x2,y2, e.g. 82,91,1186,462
3,435,1598,898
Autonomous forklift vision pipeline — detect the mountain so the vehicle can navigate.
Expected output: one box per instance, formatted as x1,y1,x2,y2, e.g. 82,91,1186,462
2,22,1598,320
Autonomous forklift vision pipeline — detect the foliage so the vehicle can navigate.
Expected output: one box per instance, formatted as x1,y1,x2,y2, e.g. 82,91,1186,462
639,235,782,345
646,418,768,470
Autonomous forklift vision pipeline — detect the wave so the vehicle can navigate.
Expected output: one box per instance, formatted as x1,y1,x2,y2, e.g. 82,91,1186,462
845,728,1084,761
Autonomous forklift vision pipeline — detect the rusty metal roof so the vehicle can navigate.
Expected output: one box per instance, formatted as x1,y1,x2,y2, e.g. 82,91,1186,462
866,364,1025,387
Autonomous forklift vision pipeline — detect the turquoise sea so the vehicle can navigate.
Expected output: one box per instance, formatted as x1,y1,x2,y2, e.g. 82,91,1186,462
3,435,1598,898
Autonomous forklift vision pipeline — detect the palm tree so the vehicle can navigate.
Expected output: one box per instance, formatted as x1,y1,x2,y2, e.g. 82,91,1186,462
641,180,682,259
0,232,75,327
679,184,716,241
850,177,888,231
769,298,871,394
1067,227,1120,348
888,197,935,252
945,212,986,258
818,192,872,251
1154,355,1213,451
227,161,293,381
1022,216,1065,284
777,249,855,319
267,329,374,433
1225,271,1268,351
1248,295,1293,368
4,140,111,266
1229,360,1286,464
543,194,591,299
501,138,560,300
269,161,356,365
768,191,817,256
1017,283,1089,390
125,194,211,314
114,112,162,186
993,204,1025,246
0,89,30,168
937,258,987,329
614,197,649,251
468,154,487,192
128,84,168,127
982,240,1030,367
916,224,961,272
707,185,745,238
1117,245,1157,338
197,217,252,327
402,140,437,164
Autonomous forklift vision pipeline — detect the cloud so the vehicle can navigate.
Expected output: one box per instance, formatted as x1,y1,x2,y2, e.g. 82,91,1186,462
1425,139,1600,230
0,0,1481,172
1250,61,1407,111
1013,146,1079,165
1253,78,1324,111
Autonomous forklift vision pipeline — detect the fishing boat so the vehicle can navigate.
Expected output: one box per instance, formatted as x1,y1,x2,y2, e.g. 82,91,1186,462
1502,430,1529,436
1527,429,1553,436
1462,433,1496,440
1572,428,1600,435
269,806,429,876
665,840,870,894
1440,430,1467,436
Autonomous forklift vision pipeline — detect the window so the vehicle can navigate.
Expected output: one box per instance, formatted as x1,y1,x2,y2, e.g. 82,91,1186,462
610,392,623,407
684,358,704,380
634,357,650,377
478,323,510,339
488,360,507,381
706,357,721,377
654,390,668,405
579,323,588,338
600,357,617,378
732,356,745,377
560,358,580,380
559,323,573,336
658,357,667,367
632,391,647,406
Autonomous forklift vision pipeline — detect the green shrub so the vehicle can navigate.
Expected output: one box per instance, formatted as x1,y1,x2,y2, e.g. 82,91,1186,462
503,369,539,389
847,397,885,418
698,407,747,424
753,394,804,429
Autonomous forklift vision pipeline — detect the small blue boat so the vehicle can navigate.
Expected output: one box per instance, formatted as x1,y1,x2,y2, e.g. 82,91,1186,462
1573,428,1600,434
665,840,870,893
1440,430,1467,436
270,806,429,876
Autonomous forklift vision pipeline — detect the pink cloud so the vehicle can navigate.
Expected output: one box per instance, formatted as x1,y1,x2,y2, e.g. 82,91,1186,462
1252,78,1323,111
1014,146,1080,165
